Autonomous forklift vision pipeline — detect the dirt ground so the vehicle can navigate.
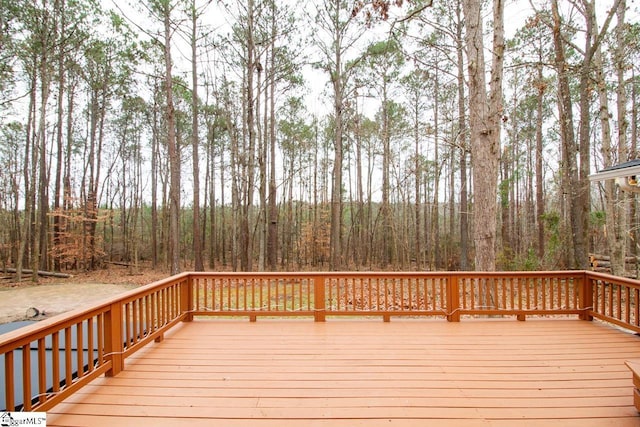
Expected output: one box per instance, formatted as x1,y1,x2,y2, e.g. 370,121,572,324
0,267,168,325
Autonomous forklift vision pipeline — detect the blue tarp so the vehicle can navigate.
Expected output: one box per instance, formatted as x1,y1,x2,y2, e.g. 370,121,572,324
0,321,98,411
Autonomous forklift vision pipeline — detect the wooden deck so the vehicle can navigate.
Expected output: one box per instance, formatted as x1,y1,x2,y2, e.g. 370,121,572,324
47,319,640,427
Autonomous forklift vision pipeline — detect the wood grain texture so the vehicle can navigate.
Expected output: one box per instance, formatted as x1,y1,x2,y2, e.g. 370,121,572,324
47,319,640,426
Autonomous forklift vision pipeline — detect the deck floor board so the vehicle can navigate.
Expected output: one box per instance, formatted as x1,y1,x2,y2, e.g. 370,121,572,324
47,319,640,426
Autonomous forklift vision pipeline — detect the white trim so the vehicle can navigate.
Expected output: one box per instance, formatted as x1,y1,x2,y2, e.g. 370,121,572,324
588,165,640,181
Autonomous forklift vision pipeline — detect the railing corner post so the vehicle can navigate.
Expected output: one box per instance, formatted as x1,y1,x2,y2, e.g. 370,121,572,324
580,272,594,321
182,274,194,322
105,302,124,377
314,276,326,322
447,275,461,322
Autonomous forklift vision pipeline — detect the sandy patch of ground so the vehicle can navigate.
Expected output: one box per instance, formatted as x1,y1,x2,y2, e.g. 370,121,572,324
0,283,141,324
0,266,169,324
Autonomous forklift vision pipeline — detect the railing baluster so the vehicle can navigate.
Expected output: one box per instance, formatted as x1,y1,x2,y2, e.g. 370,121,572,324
22,343,31,411
635,288,640,327
52,332,60,393
157,289,163,327
5,349,15,411
76,322,84,379
164,287,169,325
626,286,631,324
470,278,475,310
97,313,104,367
64,327,73,385
608,283,614,317
351,278,356,311
202,277,207,311
244,278,249,311
314,276,325,322
252,278,257,311
149,293,155,333
508,278,514,310
139,297,146,337
217,279,222,311
235,279,240,311
283,278,288,311
124,303,131,349
132,301,138,348
169,286,173,322
37,338,46,404
617,285,622,320
429,278,440,310
87,318,94,373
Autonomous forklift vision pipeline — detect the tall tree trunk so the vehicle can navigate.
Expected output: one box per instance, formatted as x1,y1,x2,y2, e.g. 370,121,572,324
16,71,38,281
240,0,256,271
413,91,422,269
36,0,54,274
52,0,65,272
267,4,278,271
553,0,621,269
433,67,441,270
329,9,344,271
227,83,240,271
354,108,364,267
574,2,596,270
150,81,159,269
258,47,267,272
629,74,638,264
551,0,577,268
206,113,217,269
163,1,180,275
615,0,629,265
535,62,545,260
462,0,504,271
456,0,469,270
220,132,227,267
191,1,203,271
597,37,626,276
381,84,391,267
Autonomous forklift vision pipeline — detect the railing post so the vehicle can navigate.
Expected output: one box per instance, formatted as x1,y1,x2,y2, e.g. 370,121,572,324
447,274,460,322
314,276,326,322
182,275,194,322
580,272,594,321
105,302,124,377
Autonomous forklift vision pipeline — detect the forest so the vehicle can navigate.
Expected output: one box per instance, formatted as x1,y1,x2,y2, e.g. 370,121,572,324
0,0,638,278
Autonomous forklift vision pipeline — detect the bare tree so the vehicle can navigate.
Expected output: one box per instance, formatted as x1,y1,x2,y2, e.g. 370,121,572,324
157,0,181,274
313,0,366,270
462,0,504,271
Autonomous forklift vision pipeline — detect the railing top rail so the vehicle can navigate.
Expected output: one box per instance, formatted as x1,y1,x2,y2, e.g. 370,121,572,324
451,270,587,278
585,270,640,287
0,272,190,351
187,270,588,278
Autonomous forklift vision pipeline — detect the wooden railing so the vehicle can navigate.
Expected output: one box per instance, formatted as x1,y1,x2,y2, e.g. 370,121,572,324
1,270,639,412
0,274,189,412
586,271,640,333
188,271,589,322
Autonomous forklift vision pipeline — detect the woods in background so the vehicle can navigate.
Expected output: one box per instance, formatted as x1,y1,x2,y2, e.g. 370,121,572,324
0,0,638,276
